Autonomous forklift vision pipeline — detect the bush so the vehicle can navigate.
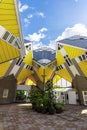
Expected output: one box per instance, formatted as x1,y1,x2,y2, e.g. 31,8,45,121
28,89,43,110
16,90,26,100
28,80,64,114
43,91,55,114
54,102,64,113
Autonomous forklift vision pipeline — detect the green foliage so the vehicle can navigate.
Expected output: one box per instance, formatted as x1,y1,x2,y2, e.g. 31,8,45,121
55,102,64,109
28,89,43,109
16,90,26,100
54,102,64,113
28,80,64,114
53,86,60,89
45,80,53,91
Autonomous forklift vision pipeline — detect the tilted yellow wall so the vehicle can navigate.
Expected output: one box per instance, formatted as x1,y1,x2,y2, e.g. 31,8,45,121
56,44,86,82
0,0,21,63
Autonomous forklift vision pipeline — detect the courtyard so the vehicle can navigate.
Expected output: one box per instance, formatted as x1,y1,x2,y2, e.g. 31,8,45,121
0,103,87,130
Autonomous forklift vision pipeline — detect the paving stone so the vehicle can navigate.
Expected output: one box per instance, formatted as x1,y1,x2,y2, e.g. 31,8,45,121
0,104,87,130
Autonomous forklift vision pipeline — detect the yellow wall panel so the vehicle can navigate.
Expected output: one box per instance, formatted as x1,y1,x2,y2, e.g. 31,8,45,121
1,0,14,4
53,75,61,84
36,67,43,82
64,45,85,59
23,51,32,66
6,44,16,58
0,0,21,39
0,15,16,20
0,0,22,63
56,51,65,65
45,67,53,82
0,39,20,63
0,62,10,77
0,45,6,62
3,25,19,31
9,30,20,37
17,69,32,83
0,21,18,26
56,44,85,66
0,0,20,37
0,41,9,60
56,69,72,82
0,4,15,9
36,67,54,83
79,61,87,77
0,10,15,15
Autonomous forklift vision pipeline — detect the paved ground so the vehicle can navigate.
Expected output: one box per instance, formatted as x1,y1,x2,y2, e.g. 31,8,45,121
0,103,87,130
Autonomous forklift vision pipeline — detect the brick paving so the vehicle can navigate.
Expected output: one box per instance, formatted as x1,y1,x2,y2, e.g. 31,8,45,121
0,103,87,130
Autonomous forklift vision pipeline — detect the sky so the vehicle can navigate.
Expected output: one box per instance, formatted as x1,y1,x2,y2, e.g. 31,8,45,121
18,0,87,50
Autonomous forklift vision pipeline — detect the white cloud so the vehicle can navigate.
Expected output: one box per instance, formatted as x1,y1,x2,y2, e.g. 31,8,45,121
24,14,33,26
56,23,87,41
36,12,45,18
33,42,44,50
48,23,87,50
25,28,48,49
24,23,87,51
48,40,56,50
26,33,45,42
25,27,47,42
24,12,45,27
39,28,48,33
32,40,56,50
28,14,33,19
24,18,30,26
19,1,29,12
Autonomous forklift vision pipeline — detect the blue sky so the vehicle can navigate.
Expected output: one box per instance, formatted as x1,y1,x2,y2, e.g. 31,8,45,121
19,0,87,49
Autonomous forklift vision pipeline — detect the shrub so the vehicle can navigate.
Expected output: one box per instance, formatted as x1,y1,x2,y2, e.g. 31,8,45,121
28,89,43,110
54,102,64,113
28,80,64,114
16,90,26,100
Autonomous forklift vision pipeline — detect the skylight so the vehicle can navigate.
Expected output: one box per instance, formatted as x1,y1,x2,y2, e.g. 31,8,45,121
38,59,51,64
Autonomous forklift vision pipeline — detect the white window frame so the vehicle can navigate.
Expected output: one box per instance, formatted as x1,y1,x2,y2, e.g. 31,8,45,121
3,89,9,98
82,91,87,105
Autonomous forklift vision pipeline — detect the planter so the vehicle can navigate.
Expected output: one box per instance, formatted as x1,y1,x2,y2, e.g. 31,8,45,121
54,102,64,114
48,108,55,114
56,108,63,113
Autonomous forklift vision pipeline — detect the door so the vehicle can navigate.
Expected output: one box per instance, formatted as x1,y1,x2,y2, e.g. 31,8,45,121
68,91,77,104
82,91,87,105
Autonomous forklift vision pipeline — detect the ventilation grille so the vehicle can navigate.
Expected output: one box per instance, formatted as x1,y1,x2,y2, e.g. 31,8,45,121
24,64,32,71
56,64,65,71
0,26,21,49
16,57,25,66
